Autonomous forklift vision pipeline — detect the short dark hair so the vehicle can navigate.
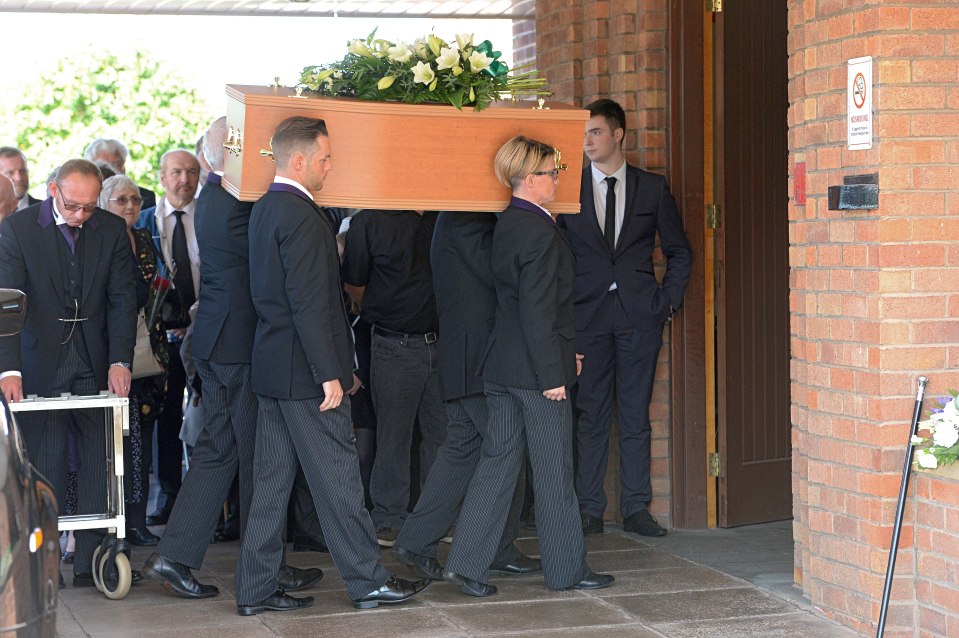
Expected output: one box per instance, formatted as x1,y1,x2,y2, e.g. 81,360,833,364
586,98,627,144
54,159,103,188
0,146,27,162
271,117,329,167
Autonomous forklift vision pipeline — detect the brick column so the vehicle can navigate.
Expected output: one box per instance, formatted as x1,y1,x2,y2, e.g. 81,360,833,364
788,1,959,635
534,0,674,525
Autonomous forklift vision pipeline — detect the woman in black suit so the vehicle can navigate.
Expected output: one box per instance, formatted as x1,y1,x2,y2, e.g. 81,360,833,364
444,136,613,593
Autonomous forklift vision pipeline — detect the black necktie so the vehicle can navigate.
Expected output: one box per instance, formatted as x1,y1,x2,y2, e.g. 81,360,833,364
172,210,196,309
604,176,617,251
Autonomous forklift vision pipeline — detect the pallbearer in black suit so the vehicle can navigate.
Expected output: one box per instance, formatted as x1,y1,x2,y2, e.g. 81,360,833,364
0,159,137,584
235,116,428,615
392,211,541,593
144,117,322,599
559,99,692,538
444,136,613,593
0,147,42,211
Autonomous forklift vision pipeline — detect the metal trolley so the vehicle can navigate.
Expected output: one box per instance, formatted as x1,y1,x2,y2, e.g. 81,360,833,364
9,391,134,599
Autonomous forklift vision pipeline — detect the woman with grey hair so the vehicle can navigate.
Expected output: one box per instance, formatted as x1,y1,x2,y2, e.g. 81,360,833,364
100,174,169,547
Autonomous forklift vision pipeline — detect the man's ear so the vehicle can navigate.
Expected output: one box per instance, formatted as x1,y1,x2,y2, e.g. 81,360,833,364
614,127,624,145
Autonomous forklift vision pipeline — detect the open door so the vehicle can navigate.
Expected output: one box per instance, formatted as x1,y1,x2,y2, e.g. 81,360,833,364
713,0,792,526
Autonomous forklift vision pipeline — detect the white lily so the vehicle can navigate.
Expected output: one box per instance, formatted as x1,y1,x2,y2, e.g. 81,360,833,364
388,43,413,63
455,33,474,50
411,61,435,85
468,50,494,74
436,47,460,71
347,39,374,58
428,34,444,57
413,37,430,59
377,76,396,91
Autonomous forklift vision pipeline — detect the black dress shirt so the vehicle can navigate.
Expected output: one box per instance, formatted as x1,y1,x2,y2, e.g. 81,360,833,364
342,210,439,335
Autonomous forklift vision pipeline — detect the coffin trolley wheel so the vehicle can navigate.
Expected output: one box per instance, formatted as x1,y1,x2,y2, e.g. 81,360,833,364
91,545,104,593
97,550,132,600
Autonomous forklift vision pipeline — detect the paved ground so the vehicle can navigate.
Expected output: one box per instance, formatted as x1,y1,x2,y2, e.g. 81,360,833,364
55,521,862,637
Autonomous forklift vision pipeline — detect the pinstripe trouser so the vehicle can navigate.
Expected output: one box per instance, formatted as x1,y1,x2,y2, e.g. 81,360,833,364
394,394,524,566
157,360,257,570
446,383,587,589
18,339,106,575
235,394,390,604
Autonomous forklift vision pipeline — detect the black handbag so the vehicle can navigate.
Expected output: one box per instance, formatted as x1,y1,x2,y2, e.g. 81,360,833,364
160,287,191,329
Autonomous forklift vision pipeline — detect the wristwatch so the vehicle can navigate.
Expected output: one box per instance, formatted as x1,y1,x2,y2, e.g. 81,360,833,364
110,362,131,369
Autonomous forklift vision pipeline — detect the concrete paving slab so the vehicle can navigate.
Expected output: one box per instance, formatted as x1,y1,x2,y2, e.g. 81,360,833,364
263,607,467,638
607,587,797,624
655,610,862,637
438,598,636,634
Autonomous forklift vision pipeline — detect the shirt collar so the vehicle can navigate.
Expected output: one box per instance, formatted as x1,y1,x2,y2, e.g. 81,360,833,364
51,198,76,227
273,176,314,201
591,161,627,185
16,193,30,211
159,195,197,217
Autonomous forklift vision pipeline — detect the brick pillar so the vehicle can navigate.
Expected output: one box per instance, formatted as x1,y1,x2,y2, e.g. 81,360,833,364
789,0,959,635
534,0,674,525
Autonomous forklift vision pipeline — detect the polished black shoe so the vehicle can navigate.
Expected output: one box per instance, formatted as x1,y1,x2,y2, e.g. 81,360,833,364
276,565,323,592
146,508,171,527
237,589,314,616
581,514,605,536
127,527,160,546
73,572,96,587
143,552,219,598
490,553,543,576
442,569,497,597
291,534,329,553
568,569,615,590
352,575,431,609
623,509,667,537
393,545,443,580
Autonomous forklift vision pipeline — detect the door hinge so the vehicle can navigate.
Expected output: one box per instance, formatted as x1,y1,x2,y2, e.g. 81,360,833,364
708,0,723,13
708,452,725,477
706,203,721,229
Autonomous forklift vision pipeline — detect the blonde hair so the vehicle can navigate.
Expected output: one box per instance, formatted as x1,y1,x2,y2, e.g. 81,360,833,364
494,136,555,191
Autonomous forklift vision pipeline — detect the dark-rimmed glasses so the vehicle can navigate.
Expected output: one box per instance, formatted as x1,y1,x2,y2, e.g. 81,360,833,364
59,194,98,214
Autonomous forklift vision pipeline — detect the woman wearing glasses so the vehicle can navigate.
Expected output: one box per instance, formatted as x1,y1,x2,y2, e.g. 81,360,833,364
444,136,613,594
100,175,169,546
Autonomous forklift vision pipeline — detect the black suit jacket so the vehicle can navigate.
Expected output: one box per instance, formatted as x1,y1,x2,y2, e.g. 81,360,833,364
138,187,156,211
430,211,497,401
483,204,577,391
0,199,137,395
27,195,42,207
192,177,257,364
559,164,692,332
248,189,354,400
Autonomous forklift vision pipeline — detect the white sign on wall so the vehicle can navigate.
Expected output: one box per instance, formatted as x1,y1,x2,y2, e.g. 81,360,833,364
847,56,873,150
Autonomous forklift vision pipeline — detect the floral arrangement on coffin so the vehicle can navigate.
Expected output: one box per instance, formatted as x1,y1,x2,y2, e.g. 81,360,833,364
913,390,959,470
299,31,550,111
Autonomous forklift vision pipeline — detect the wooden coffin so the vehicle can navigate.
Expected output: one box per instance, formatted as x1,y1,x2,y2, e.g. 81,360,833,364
223,84,588,213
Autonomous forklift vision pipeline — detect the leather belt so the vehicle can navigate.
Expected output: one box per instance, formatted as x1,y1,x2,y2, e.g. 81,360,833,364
373,325,438,345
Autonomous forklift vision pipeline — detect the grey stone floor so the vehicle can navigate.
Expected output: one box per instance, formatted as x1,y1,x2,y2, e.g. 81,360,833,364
55,521,862,637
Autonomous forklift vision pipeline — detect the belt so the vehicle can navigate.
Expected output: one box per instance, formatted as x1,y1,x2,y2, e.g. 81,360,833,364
373,325,438,345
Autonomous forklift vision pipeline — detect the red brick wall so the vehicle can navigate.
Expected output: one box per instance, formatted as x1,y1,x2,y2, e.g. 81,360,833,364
788,0,959,634
533,0,674,525
914,469,959,638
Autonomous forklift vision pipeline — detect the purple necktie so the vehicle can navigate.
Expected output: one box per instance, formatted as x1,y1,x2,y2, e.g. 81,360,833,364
59,224,79,254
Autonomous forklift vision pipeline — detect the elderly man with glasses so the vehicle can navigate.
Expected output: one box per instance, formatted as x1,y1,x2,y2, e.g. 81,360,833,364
0,158,138,586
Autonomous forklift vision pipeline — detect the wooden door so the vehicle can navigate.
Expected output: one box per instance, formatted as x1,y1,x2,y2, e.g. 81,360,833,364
714,0,792,526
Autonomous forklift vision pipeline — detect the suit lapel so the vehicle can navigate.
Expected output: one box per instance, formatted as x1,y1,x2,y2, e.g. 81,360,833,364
615,167,640,255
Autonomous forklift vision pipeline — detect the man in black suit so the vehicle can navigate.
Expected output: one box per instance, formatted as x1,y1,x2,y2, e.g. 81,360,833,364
0,159,137,584
0,147,42,211
0,176,17,224
559,99,692,537
143,117,322,599
392,212,541,592
234,116,428,614
84,138,157,209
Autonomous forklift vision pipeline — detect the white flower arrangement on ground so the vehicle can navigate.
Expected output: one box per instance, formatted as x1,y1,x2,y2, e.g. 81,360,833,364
913,391,959,470
299,31,550,111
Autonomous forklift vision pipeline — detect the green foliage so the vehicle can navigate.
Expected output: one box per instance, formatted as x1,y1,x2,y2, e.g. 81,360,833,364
0,50,213,196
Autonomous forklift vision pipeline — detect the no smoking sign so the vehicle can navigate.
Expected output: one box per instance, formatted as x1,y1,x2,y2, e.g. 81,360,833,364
847,57,872,150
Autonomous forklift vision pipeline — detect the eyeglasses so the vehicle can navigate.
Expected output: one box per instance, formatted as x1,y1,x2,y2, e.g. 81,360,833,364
59,195,98,214
109,195,143,207
531,169,560,179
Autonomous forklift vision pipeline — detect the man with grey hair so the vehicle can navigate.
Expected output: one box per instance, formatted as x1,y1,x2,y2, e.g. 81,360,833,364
84,138,157,209
136,148,202,526
0,147,41,211
0,176,17,225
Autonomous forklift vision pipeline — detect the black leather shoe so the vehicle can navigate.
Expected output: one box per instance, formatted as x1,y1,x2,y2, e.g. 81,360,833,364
143,552,219,598
581,514,605,536
276,565,323,592
291,534,329,553
352,575,431,609
442,569,497,597
146,508,171,527
623,509,667,537
568,569,615,590
490,553,542,576
73,572,96,587
127,527,160,546
237,589,314,616
393,545,443,580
